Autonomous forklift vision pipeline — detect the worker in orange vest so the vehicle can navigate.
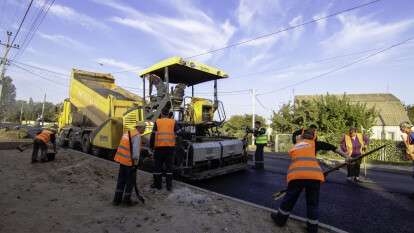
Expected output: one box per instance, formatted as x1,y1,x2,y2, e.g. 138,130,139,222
271,128,348,233
32,128,56,163
150,109,178,191
340,127,369,182
112,122,146,206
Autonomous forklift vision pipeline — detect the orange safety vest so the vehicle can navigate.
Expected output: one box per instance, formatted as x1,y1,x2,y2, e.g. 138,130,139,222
154,118,176,148
287,139,324,183
35,130,53,143
344,133,364,156
114,130,139,166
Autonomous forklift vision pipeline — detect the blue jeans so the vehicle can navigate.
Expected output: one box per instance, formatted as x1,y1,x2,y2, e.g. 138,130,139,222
275,179,320,233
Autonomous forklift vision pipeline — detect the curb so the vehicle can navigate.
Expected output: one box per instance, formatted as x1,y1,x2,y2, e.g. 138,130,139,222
0,139,32,150
66,149,347,233
67,148,347,233
179,181,347,233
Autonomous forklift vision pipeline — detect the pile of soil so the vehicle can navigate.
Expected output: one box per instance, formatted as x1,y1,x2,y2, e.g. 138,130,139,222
0,148,326,233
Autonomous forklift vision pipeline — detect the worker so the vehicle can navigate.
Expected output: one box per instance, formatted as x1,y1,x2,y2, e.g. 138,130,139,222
400,122,414,173
150,108,178,191
271,128,348,233
32,128,56,163
250,121,267,169
292,124,318,144
340,127,369,182
113,122,146,206
149,74,167,102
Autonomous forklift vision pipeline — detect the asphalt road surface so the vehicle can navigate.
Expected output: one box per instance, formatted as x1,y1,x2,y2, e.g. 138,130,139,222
193,153,414,233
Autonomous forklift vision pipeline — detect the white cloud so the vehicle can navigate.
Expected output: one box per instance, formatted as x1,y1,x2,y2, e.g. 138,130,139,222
35,0,108,30
95,58,139,71
289,15,304,41
95,0,235,58
38,32,91,50
313,12,327,32
321,14,414,53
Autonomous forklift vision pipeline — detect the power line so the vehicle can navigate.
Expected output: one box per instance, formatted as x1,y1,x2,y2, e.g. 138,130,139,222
185,0,381,59
13,0,55,61
10,0,34,47
10,60,69,77
110,0,382,74
256,36,414,96
234,48,381,79
11,62,68,88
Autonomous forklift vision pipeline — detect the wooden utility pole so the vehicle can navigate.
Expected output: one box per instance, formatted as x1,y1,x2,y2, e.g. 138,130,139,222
0,31,19,103
41,93,46,126
20,102,24,124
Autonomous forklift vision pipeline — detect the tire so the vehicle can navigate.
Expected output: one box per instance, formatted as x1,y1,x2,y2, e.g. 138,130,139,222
57,132,68,147
81,133,92,154
68,132,79,150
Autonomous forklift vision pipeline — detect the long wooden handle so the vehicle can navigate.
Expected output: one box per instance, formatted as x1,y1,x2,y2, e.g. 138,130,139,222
272,145,387,200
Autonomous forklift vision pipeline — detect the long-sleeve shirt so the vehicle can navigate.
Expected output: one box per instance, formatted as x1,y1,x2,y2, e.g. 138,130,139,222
315,141,337,153
340,135,369,157
253,127,266,137
131,134,141,162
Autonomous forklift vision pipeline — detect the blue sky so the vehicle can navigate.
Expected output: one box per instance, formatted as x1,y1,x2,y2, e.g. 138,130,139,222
1,0,414,119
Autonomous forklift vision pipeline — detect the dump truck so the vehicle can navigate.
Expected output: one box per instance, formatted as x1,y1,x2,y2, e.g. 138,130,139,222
138,57,248,179
57,69,145,155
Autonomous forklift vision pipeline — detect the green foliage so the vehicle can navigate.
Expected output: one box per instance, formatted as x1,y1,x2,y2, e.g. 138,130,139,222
3,98,61,123
0,76,16,121
221,114,266,139
271,94,377,142
366,139,406,162
406,105,414,124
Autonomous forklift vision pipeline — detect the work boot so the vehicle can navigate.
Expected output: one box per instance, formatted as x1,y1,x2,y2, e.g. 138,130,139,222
122,194,137,206
151,174,162,190
307,221,318,233
271,212,288,227
31,159,38,164
112,192,123,206
166,173,173,191
255,162,264,170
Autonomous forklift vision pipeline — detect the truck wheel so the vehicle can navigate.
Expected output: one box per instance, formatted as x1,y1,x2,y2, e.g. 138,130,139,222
81,134,92,154
68,132,79,150
57,132,68,147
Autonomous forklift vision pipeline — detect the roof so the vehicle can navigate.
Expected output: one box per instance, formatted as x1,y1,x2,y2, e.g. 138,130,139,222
295,93,410,126
139,57,228,86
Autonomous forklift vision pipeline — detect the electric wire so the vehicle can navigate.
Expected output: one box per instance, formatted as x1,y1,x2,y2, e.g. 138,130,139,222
110,0,382,74
256,36,414,97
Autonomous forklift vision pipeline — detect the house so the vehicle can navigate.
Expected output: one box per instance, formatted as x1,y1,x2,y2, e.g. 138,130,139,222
294,93,410,141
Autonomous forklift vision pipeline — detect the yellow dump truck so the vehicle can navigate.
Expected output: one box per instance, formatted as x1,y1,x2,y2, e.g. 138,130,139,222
57,69,144,155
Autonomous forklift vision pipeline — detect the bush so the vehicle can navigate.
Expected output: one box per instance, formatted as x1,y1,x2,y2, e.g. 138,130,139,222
366,139,406,162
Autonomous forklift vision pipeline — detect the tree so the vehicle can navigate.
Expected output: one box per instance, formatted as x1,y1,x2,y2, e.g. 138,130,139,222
221,114,266,139
406,105,414,124
271,94,377,143
0,76,16,121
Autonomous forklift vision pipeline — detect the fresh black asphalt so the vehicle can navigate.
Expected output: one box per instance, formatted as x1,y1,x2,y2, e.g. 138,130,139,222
192,154,414,233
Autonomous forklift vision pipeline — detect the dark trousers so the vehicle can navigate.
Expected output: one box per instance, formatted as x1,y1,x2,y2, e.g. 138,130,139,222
153,147,174,189
347,158,361,177
255,144,265,169
154,147,174,174
32,139,47,162
113,164,136,203
275,180,320,233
